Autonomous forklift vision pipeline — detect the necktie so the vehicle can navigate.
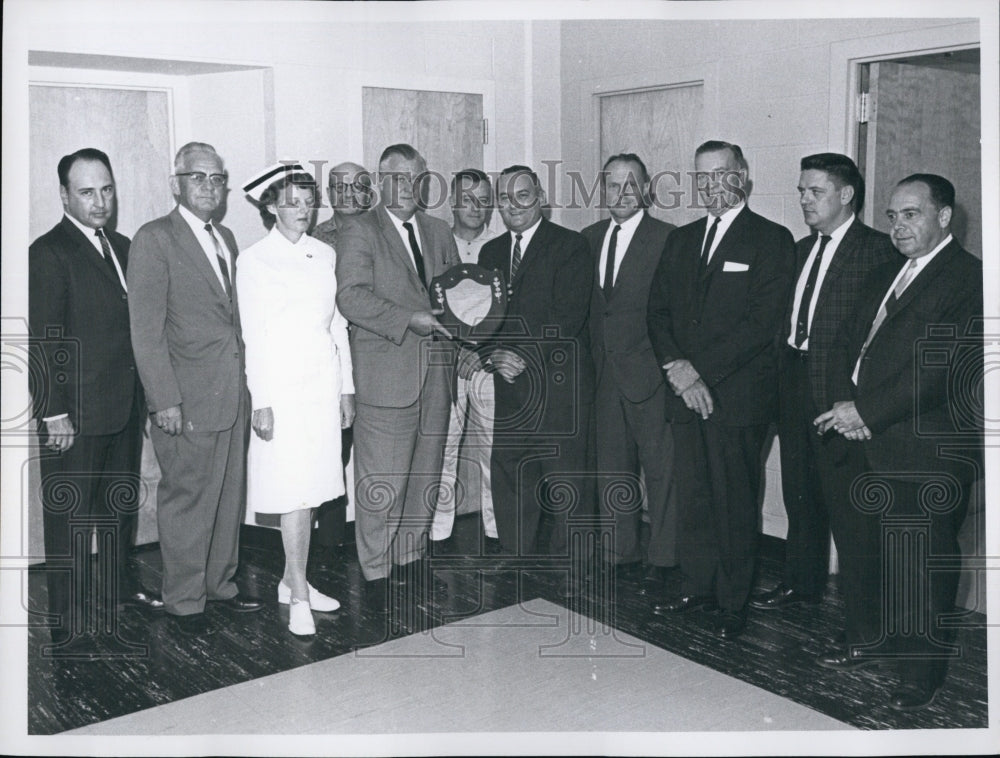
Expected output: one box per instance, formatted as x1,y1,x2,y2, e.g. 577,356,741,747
852,259,919,383
402,221,427,284
95,228,122,287
603,224,621,299
205,223,231,297
511,233,523,281
701,215,721,267
793,234,831,347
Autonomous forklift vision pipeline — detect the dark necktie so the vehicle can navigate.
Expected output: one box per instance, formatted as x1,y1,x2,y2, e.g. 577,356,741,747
602,224,621,299
402,221,427,284
700,215,721,268
95,228,122,287
204,223,231,297
793,234,832,348
511,233,523,281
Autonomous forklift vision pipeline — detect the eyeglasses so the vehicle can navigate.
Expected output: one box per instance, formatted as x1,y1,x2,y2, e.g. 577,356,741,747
329,180,373,194
175,172,227,187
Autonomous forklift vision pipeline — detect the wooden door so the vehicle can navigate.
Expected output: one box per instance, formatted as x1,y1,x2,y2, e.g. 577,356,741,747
864,56,981,257
363,87,484,224
598,83,704,228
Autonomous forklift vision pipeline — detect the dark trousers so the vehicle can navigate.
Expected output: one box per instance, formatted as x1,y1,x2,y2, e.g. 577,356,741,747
594,377,677,566
491,403,594,557
776,351,830,595
40,408,144,634
822,440,970,687
674,418,768,612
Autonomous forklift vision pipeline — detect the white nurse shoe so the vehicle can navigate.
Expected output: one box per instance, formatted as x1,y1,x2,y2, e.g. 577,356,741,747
278,579,341,613
288,597,316,636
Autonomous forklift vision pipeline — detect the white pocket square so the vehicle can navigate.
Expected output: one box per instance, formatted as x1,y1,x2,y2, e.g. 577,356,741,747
722,261,749,272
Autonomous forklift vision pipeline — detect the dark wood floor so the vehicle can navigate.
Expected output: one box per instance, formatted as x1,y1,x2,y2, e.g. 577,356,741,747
27,514,988,734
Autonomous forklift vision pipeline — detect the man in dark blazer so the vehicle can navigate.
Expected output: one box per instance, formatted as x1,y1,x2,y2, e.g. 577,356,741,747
583,153,678,597
129,142,260,638
478,165,595,565
29,148,163,649
751,153,898,611
647,141,795,639
336,144,460,586
815,174,982,711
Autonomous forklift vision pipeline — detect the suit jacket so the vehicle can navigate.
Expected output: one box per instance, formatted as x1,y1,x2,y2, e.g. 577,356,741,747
29,216,141,435
584,213,675,403
783,218,898,411
827,239,983,480
336,203,460,408
127,207,245,433
479,217,595,433
647,206,795,425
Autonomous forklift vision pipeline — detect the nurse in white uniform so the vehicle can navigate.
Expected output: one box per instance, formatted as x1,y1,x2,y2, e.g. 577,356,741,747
238,163,355,635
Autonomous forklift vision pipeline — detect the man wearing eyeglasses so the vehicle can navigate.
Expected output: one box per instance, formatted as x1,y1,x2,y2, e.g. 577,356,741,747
336,143,460,593
312,161,374,249
128,141,260,638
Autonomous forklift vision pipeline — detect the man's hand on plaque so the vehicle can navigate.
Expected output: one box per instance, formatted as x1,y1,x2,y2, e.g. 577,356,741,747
492,348,526,383
408,309,452,338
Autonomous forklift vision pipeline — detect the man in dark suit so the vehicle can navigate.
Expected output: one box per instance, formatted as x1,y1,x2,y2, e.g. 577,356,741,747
582,153,678,597
478,165,595,565
336,144,460,586
751,154,898,611
129,142,260,638
814,174,982,711
29,148,163,650
647,141,795,639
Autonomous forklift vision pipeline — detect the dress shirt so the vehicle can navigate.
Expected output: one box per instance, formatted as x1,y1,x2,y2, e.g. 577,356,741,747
851,234,952,385
701,201,745,264
177,203,232,291
508,217,542,276
786,214,855,350
453,225,498,264
64,212,127,290
598,210,644,288
385,208,424,274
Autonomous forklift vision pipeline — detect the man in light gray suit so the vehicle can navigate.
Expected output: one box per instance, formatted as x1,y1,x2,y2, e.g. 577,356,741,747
128,142,260,638
336,143,460,587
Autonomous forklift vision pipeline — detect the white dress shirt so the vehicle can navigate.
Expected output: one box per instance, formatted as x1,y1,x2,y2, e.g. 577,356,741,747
786,214,855,349
177,203,233,291
701,200,745,264
598,209,644,288
64,212,127,290
386,208,424,273
851,234,952,384
508,217,542,278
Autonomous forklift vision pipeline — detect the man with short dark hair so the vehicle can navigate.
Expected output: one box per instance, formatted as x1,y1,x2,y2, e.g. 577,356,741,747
129,141,261,638
431,168,500,551
30,148,163,650
312,161,373,249
478,165,595,573
750,153,897,611
583,153,678,597
647,141,795,639
336,143,460,585
814,173,982,711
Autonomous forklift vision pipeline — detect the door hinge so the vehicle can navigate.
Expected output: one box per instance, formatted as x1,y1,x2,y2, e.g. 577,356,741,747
857,92,870,124
482,118,489,145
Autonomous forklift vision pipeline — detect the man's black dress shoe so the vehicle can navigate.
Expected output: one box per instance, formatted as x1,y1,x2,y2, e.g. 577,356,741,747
888,681,940,712
637,565,673,596
652,594,718,615
428,536,457,558
216,594,263,613
749,583,820,610
815,646,881,671
169,613,216,637
714,610,746,640
120,589,166,611
484,536,503,555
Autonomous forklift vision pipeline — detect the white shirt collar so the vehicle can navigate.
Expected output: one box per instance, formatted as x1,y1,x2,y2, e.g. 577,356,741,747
510,216,542,251
63,212,103,252
177,203,216,235
819,212,855,244
610,209,644,235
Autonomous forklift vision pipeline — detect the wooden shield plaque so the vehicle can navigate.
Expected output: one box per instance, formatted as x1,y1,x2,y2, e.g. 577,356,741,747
429,264,507,342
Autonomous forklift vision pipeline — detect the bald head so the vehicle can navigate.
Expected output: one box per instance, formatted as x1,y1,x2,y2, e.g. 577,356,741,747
328,161,373,217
